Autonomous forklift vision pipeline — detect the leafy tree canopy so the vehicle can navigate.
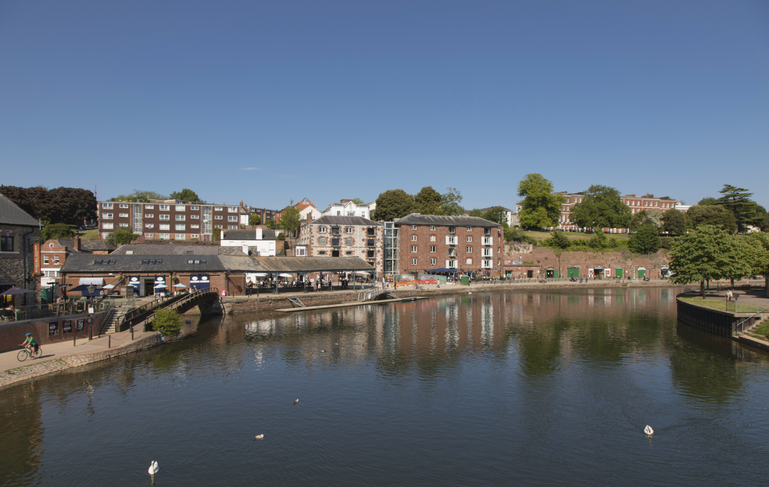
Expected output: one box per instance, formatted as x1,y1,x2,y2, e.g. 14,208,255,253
744,233,769,280
373,189,415,221
0,185,97,226
41,223,74,242
169,188,203,202
570,185,631,230
440,187,464,216
248,213,262,226
106,229,138,247
628,224,660,254
661,208,687,236
467,209,484,217
414,186,444,215
351,198,365,205
669,225,751,286
482,206,509,227
686,204,737,234
589,229,609,249
516,173,564,228
279,200,302,236
152,308,182,336
109,190,166,202
697,197,719,206
630,210,661,232
264,219,277,230
543,230,570,249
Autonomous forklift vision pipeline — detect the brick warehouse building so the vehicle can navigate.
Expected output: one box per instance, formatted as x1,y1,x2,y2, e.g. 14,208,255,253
98,199,278,242
0,194,40,305
298,215,383,275
392,214,503,278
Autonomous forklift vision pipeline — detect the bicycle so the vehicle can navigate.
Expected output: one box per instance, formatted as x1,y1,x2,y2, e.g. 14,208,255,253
17,346,43,362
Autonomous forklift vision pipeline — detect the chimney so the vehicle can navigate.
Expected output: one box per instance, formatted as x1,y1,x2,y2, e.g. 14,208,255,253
74,235,81,251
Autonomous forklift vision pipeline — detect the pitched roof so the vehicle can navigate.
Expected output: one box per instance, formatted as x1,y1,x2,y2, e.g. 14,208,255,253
111,244,223,255
221,229,277,240
218,255,374,273
305,215,381,227
60,253,227,273
394,213,500,228
0,194,39,227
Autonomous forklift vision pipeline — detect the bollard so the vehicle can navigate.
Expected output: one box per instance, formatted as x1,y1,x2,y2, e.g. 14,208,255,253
131,326,134,340
108,335,111,348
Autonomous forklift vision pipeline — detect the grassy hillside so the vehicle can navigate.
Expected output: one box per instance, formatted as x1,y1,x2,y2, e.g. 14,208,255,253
524,230,630,242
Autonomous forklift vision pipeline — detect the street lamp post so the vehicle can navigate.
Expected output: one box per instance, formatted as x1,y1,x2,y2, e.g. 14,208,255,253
701,268,706,299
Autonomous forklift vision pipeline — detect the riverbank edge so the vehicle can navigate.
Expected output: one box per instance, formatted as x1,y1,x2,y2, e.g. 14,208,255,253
0,333,163,391
676,296,769,353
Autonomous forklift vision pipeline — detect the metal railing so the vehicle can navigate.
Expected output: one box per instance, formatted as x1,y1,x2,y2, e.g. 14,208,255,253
0,298,117,323
734,306,769,335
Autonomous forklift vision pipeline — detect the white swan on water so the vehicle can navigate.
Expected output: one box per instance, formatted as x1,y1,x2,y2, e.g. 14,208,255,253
148,461,159,475
254,434,264,440
644,425,654,436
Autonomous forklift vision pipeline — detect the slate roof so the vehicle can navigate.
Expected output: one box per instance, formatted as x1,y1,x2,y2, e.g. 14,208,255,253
60,253,374,274
60,253,227,273
111,245,224,256
305,215,381,227
0,194,39,227
394,213,500,228
82,241,116,252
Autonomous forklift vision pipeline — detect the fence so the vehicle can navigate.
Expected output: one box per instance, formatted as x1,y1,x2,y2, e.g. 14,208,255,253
0,298,118,323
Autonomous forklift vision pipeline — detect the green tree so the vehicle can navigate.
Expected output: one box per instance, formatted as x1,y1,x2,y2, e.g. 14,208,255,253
213,228,221,241
279,201,302,238
482,206,509,227
414,186,444,215
669,225,751,296
570,185,631,230
106,228,138,246
440,187,464,216
543,230,570,249
629,224,660,254
757,207,769,232
467,209,484,217
589,229,608,249
744,232,769,295
373,189,415,221
629,210,661,232
0,185,97,225
661,208,687,236
516,174,564,228
109,190,166,202
152,308,182,336
264,219,277,229
351,198,365,205
169,188,203,202
697,197,719,206
686,204,737,234
718,185,757,233
248,213,262,226
41,222,74,242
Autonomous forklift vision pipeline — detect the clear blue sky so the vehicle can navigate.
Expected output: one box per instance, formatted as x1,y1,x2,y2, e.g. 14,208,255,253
1,0,767,211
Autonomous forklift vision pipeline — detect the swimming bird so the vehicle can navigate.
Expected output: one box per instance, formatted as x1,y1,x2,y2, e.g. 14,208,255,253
148,461,159,475
254,434,264,440
294,399,299,405
644,425,654,436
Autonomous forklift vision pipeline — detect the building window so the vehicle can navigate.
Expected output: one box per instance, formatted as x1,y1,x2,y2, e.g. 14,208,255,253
482,260,492,269
447,260,457,269
214,207,223,211
296,247,307,257
159,234,170,240
215,215,223,220
175,234,186,240
411,235,417,241
228,225,238,229
430,258,436,266
191,224,200,229
411,245,417,252
228,207,238,212
367,250,375,258
467,236,472,242
446,236,457,245
191,206,199,211
146,205,155,209
159,205,170,211
319,226,326,233
448,248,456,257
467,226,472,231
43,255,49,264
119,204,129,209
345,238,353,246
176,205,186,211
411,225,417,230
102,203,113,209
119,213,129,218
145,233,154,239
430,245,436,253
466,258,472,265
145,223,154,229
430,235,436,242
346,227,353,233
190,234,199,239
214,224,223,229
175,215,186,221
466,246,472,253
175,224,186,231
448,226,455,234
144,214,153,218
430,225,435,230
319,237,327,245
159,224,170,230
411,258,417,265
103,213,113,219
159,214,170,221
228,216,238,222
102,223,114,230
318,251,326,255
190,214,199,219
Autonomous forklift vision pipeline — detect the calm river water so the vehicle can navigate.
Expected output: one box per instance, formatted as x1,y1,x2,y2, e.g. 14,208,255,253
2,287,769,486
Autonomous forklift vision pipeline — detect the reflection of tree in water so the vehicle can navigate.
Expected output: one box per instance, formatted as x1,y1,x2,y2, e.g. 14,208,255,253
0,383,44,486
667,323,747,404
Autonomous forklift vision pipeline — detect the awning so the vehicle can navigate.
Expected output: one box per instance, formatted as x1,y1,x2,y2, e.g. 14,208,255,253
279,273,293,278
79,278,104,286
355,271,370,275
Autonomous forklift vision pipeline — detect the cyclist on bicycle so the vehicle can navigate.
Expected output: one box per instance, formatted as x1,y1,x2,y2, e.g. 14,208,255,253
20,333,39,354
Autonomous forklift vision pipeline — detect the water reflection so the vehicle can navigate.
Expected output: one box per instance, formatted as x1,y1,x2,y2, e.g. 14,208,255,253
1,287,769,486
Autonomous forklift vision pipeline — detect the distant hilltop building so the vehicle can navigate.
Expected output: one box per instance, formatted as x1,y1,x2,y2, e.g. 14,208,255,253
98,199,278,242
516,192,680,233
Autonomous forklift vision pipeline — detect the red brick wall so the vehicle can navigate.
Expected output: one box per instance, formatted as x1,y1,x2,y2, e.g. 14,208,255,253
0,313,107,353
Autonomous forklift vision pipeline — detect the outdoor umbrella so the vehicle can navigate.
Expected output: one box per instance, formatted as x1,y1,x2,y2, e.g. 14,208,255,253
103,284,116,289
173,283,187,288
154,284,167,289
0,287,35,296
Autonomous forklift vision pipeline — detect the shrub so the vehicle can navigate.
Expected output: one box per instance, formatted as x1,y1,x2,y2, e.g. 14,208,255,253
659,236,676,250
152,308,182,336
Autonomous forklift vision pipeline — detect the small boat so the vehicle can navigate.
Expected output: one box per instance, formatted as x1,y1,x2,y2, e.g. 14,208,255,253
401,297,417,302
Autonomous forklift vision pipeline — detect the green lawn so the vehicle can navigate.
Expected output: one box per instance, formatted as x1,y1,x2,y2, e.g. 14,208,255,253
678,295,757,313
523,230,630,241
79,228,101,241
